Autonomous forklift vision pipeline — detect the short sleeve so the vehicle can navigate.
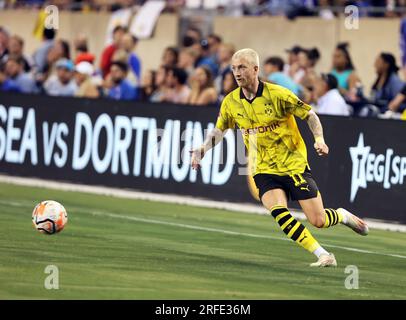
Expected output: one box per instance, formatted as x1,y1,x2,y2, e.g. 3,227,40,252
215,98,235,131
281,89,311,120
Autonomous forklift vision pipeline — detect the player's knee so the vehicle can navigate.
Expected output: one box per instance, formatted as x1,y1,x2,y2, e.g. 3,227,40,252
309,214,325,228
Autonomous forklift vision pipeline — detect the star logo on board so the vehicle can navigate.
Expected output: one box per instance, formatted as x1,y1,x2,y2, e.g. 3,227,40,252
349,133,370,202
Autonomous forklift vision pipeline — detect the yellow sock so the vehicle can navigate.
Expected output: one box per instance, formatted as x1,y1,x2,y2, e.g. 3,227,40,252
270,205,321,254
323,208,343,228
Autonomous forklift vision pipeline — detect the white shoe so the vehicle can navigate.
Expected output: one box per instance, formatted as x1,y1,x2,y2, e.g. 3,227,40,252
337,208,369,236
310,253,337,267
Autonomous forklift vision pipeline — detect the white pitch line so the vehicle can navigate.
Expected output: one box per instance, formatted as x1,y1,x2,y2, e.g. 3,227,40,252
1,174,406,232
1,197,405,260
85,209,406,260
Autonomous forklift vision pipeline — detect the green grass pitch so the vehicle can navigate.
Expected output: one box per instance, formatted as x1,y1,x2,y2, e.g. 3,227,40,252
0,182,405,299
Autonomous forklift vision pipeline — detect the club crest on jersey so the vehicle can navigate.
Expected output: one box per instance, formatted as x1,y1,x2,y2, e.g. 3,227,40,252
265,103,273,116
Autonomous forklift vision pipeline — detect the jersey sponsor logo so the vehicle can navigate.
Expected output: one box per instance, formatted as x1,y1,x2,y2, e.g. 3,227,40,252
240,122,280,135
350,133,406,202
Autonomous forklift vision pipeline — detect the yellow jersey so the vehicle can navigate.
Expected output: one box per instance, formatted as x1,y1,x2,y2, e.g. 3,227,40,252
215,81,312,176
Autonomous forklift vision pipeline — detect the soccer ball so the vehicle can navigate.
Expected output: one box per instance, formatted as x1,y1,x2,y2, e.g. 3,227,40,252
32,200,68,234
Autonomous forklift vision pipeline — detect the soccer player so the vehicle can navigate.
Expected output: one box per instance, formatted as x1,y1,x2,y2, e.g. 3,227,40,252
190,48,369,267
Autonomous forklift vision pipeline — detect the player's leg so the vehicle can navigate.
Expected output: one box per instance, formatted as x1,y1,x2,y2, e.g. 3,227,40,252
298,192,341,229
260,187,335,267
298,186,368,235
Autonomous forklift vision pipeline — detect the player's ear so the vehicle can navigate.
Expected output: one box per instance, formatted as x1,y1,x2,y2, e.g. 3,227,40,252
254,65,259,72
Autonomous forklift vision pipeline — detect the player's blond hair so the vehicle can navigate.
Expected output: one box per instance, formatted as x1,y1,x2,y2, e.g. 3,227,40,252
232,48,260,67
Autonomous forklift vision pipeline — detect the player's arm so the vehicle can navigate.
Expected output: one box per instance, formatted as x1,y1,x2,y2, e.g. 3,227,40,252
281,88,329,157
306,109,329,156
190,128,226,170
190,98,234,170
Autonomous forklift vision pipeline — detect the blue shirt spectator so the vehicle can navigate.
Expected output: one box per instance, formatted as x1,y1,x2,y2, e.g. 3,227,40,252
1,80,20,92
108,61,137,101
268,72,301,96
400,17,406,68
371,53,404,112
0,66,20,92
128,53,141,83
5,56,38,93
43,59,77,96
12,72,38,93
108,79,137,100
121,33,142,86
264,56,302,96
196,56,219,79
196,39,219,77
32,28,56,74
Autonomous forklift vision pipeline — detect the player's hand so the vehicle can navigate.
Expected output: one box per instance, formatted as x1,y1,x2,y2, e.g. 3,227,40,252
190,148,204,170
314,139,329,156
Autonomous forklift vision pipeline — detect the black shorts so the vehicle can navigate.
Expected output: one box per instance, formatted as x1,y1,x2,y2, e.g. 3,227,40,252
253,168,319,202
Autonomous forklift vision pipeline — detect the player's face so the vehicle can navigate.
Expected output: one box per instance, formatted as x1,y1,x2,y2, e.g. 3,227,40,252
231,57,258,88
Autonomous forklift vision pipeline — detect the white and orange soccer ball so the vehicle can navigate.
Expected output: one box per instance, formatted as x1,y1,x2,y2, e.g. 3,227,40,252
32,200,68,234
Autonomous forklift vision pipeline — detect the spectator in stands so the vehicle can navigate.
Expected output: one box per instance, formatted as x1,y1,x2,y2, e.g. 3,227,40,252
74,61,100,98
182,26,202,48
318,0,335,19
388,84,406,113
218,68,238,101
178,47,199,77
163,67,191,104
331,43,362,99
0,26,9,64
5,56,38,93
314,73,350,116
285,0,318,20
196,39,219,77
0,62,19,92
139,70,157,101
100,25,126,78
107,61,137,101
263,56,302,96
387,83,406,114
74,34,95,65
284,45,304,83
150,65,169,102
120,32,141,87
43,58,77,96
47,39,71,67
161,46,178,67
298,47,320,87
297,47,321,102
400,14,406,79
32,27,56,74
367,0,387,18
207,34,222,58
7,35,31,72
37,39,71,88
371,52,404,112
215,43,235,93
187,66,218,105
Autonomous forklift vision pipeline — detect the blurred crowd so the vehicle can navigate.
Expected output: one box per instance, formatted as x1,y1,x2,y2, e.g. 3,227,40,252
2,1,406,18
1,21,406,119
